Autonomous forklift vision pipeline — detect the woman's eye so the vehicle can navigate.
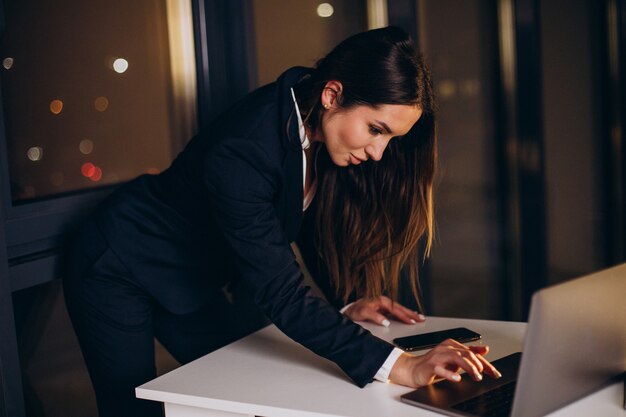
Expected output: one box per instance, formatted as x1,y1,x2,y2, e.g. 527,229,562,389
369,125,383,135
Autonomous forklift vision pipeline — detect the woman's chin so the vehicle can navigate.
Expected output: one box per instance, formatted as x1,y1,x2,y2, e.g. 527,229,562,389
331,157,350,167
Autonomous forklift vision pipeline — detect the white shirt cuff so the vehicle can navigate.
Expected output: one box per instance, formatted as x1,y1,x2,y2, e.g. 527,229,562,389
373,347,404,383
339,302,355,314
339,302,402,383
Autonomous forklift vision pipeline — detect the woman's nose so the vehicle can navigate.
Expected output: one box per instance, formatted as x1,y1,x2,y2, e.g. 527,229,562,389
365,137,390,161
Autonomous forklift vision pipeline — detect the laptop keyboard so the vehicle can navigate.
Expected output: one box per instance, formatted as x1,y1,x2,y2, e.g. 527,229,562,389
450,381,517,417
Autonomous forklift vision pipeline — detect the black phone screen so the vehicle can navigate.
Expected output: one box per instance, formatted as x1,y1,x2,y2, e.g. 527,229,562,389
393,327,482,351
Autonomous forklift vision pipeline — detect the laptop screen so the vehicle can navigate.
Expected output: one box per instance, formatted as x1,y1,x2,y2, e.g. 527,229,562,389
511,263,626,417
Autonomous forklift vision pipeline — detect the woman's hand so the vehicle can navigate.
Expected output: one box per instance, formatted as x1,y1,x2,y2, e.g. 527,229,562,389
342,296,425,327
388,339,502,388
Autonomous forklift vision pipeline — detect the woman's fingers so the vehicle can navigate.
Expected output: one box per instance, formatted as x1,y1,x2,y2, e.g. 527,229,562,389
425,343,494,382
387,306,417,324
377,297,425,324
352,304,390,326
445,341,502,379
436,341,502,381
431,347,482,381
345,297,425,325
434,365,461,382
362,311,390,327
469,346,502,378
392,303,425,323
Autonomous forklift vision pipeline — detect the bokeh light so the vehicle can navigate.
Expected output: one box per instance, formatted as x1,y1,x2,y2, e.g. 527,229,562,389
317,3,334,17
94,96,109,112
79,139,94,154
113,58,129,73
437,80,456,99
81,162,96,178
27,147,43,161
50,99,64,115
82,162,103,181
89,167,103,182
3,57,14,70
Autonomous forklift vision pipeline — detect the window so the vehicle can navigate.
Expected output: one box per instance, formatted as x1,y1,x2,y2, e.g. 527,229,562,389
250,0,368,87
1,0,197,203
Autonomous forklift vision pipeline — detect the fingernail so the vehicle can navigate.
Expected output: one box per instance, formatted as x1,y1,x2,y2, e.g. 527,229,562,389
494,369,502,378
475,372,483,381
410,319,417,324
418,314,426,320
382,319,391,327
452,374,461,382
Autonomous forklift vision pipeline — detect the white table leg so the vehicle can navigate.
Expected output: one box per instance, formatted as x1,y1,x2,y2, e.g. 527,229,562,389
163,402,254,417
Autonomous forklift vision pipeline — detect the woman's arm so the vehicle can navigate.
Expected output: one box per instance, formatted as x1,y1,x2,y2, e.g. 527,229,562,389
204,138,394,387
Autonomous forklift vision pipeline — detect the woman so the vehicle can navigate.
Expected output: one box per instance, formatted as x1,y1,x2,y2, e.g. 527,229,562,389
63,26,500,417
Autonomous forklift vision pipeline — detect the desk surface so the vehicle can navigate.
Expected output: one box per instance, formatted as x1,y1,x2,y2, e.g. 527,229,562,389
137,317,624,417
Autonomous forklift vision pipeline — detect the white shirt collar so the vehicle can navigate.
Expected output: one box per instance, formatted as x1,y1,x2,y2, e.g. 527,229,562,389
290,88,309,150
290,88,316,211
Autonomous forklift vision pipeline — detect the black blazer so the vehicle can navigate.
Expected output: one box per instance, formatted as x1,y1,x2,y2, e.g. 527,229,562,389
93,67,394,387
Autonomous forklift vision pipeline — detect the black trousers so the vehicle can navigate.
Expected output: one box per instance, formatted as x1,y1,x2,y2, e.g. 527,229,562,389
62,219,266,417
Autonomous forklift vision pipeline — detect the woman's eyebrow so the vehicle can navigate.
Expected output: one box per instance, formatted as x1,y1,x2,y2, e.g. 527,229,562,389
375,120,393,134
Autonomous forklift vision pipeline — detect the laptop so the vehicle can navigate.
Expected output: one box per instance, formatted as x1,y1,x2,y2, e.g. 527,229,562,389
401,263,626,417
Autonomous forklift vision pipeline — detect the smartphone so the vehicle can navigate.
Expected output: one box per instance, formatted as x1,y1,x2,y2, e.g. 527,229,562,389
393,327,482,351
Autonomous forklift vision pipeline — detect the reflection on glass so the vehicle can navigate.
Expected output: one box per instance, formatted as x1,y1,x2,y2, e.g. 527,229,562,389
1,0,197,203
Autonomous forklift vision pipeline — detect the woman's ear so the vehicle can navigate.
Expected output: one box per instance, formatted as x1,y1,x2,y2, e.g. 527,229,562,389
321,80,343,109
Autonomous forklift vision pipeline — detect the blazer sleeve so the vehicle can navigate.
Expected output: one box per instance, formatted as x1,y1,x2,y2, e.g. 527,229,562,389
204,138,394,387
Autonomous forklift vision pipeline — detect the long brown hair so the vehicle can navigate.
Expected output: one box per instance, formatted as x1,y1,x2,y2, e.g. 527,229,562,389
293,27,436,310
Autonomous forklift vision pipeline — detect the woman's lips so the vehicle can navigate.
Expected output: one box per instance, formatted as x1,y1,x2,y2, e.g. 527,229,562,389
349,153,364,165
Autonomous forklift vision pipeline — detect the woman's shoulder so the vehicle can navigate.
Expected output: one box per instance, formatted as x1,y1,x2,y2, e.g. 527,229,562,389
208,66,312,143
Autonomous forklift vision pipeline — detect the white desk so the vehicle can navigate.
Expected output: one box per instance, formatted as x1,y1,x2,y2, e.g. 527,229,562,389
136,317,624,417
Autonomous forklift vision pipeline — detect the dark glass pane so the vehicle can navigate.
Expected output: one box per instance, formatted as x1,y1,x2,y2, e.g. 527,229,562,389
417,0,503,319
251,0,368,87
0,0,197,203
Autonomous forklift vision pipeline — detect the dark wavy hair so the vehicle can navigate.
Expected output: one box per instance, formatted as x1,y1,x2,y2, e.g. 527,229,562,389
293,27,436,310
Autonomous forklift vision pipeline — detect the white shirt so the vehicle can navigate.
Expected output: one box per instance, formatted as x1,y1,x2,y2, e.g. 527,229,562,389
290,88,404,383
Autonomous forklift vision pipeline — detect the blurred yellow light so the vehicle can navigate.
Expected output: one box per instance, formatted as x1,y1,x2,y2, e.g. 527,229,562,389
437,80,456,99
94,97,109,112
50,99,63,115
113,58,129,73
317,3,334,17
79,139,94,154
3,57,14,70
27,147,43,161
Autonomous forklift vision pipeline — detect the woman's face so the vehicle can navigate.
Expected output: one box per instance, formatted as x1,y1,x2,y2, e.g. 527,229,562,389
313,82,423,167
